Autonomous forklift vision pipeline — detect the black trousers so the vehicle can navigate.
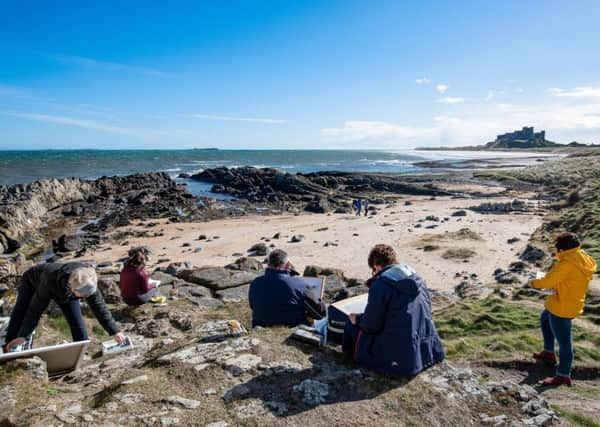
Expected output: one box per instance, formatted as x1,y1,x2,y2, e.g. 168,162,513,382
123,286,158,306
5,281,88,344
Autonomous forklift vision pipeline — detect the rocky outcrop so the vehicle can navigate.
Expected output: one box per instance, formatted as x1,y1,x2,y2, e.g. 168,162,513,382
191,167,451,210
0,178,93,253
0,173,196,254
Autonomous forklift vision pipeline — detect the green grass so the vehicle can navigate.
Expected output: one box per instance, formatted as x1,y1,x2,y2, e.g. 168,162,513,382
47,315,72,339
474,152,600,264
553,406,600,427
435,297,600,362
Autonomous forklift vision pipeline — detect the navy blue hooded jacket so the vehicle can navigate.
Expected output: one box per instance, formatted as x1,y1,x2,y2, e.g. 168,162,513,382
248,268,310,327
347,264,445,377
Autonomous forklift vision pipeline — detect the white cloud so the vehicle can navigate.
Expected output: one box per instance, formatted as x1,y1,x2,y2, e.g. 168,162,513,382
321,94,600,148
548,86,600,98
42,53,173,78
436,84,448,94
192,114,286,124
415,78,431,85
320,121,435,142
485,90,505,101
6,112,144,136
436,97,464,104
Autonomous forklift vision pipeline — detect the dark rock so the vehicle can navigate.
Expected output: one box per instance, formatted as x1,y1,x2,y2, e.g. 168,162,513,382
519,245,546,264
507,237,521,244
493,269,519,284
97,275,122,304
333,206,353,214
198,235,207,240
305,197,331,214
425,215,440,222
303,265,346,279
54,234,85,253
451,210,467,217
272,232,281,239
226,257,264,273
163,262,193,276
469,199,528,214
290,234,305,243
508,261,528,273
247,243,270,256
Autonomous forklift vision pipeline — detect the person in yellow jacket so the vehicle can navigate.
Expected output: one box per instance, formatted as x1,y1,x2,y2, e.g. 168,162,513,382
530,232,597,387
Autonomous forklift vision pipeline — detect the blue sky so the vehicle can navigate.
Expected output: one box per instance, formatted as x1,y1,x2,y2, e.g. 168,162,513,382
1,0,599,149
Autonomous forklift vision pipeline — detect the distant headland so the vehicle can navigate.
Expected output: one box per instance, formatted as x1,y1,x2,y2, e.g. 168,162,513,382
417,126,598,151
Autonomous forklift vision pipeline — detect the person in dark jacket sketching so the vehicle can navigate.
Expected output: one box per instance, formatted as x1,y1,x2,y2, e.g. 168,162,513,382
249,249,325,327
3,262,124,352
343,244,445,377
120,246,158,306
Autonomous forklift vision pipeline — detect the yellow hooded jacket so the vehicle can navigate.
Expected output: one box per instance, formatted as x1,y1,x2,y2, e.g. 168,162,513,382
531,247,597,318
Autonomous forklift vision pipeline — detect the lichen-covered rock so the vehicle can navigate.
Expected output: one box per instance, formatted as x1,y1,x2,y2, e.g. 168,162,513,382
177,267,256,290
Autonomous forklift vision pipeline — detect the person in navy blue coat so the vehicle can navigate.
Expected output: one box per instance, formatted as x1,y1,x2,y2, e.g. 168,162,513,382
343,244,445,377
249,249,325,328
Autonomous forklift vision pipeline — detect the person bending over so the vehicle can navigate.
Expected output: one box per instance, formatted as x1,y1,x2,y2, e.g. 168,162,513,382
344,244,445,378
3,262,124,352
119,246,158,306
531,232,597,387
249,249,325,327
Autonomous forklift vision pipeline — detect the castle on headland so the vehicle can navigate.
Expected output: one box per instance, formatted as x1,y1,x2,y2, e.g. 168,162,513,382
496,127,545,143
485,126,557,149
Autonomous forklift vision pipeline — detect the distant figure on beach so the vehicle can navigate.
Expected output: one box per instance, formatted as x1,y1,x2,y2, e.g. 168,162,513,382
3,262,124,352
248,249,325,327
343,244,445,377
364,199,369,216
356,198,362,216
120,246,158,306
530,232,597,387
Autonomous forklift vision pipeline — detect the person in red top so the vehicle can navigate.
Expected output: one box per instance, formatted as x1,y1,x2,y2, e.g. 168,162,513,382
119,247,158,306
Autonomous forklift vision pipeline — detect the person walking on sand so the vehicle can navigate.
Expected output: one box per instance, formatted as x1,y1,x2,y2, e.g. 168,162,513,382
343,244,445,377
531,232,597,387
119,246,159,306
364,199,369,216
356,198,362,216
3,262,124,352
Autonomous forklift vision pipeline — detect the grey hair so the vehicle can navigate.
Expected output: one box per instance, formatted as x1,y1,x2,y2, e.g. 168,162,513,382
267,249,288,268
68,267,98,297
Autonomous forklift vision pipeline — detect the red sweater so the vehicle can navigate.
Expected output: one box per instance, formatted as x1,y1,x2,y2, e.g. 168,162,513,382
119,266,152,299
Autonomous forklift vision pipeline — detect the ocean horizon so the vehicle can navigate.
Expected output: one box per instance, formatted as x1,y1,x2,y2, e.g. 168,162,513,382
0,148,557,190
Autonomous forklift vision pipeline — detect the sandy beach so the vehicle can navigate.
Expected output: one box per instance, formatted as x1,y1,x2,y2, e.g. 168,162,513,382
70,195,544,291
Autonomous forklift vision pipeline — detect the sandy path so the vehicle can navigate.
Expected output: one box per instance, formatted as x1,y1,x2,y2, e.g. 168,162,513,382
74,195,544,291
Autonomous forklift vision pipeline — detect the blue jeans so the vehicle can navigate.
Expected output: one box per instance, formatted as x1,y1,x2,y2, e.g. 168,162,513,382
540,309,573,378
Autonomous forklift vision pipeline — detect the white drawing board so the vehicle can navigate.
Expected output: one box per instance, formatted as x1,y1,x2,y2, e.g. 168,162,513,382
331,293,369,315
298,277,325,300
0,340,90,377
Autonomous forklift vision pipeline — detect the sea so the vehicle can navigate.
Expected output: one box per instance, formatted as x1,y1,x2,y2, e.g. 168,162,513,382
0,149,557,198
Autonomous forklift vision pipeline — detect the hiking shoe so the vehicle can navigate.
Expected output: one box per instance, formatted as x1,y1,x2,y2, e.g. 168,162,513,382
533,351,557,364
541,376,572,387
